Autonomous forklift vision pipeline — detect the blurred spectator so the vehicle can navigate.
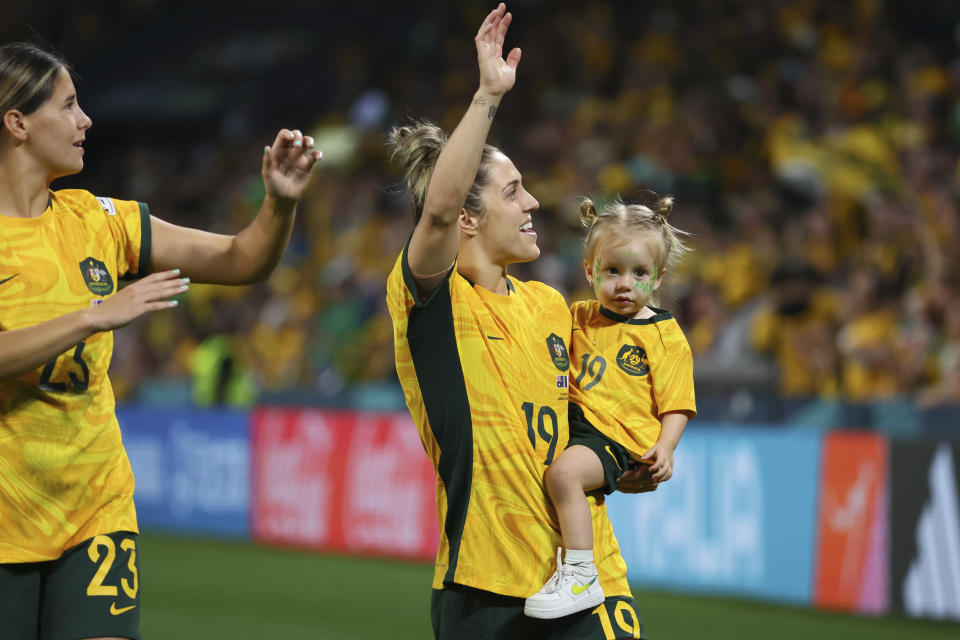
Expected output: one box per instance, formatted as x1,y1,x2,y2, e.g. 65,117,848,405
6,0,958,417
751,259,840,398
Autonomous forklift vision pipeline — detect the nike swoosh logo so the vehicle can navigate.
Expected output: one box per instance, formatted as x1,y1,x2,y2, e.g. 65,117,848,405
109,603,137,615
487,336,504,341
0,274,19,286
572,576,598,595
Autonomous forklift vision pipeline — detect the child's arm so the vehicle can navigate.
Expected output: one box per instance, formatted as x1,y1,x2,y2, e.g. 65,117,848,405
640,411,690,483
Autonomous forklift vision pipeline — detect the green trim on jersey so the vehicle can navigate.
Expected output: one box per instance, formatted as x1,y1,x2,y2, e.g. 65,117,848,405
402,242,473,585
118,201,152,281
136,201,152,278
598,305,673,325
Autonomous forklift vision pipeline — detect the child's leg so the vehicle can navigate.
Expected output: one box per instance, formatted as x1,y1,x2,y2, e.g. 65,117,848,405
544,444,606,551
525,445,607,618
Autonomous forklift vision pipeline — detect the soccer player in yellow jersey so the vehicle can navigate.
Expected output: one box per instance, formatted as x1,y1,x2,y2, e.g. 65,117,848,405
525,195,697,619
0,42,320,640
385,5,653,639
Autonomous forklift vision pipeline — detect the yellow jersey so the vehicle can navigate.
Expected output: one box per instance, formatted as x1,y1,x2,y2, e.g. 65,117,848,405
386,245,632,598
0,189,150,562
569,301,696,459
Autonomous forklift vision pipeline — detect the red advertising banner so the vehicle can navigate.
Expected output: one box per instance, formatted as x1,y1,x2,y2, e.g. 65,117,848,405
251,408,440,560
813,430,888,614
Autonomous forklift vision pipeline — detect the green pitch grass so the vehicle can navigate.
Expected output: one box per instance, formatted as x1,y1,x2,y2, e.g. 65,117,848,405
140,534,959,640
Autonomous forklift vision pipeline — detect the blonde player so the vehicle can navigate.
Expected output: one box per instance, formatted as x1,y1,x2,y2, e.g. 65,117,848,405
0,42,319,640
524,196,697,619
386,5,653,639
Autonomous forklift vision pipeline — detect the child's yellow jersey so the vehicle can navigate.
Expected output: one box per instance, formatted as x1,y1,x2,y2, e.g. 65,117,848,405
386,245,632,598
569,301,696,459
0,189,150,562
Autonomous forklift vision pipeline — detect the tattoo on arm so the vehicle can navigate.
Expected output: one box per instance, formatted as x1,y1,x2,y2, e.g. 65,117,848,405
472,97,498,120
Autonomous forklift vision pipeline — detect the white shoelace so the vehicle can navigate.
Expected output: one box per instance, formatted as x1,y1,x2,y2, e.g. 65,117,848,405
541,548,565,594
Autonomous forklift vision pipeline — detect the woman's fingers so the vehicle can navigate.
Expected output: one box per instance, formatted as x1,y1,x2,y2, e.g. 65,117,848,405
477,3,506,41
479,4,504,34
125,270,188,303
505,47,521,69
265,129,320,170
497,10,512,42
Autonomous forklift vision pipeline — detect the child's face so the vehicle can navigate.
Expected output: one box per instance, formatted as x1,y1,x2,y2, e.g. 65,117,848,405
584,232,665,317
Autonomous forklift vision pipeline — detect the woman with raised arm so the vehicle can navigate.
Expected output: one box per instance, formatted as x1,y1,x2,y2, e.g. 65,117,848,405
385,5,649,639
0,42,319,640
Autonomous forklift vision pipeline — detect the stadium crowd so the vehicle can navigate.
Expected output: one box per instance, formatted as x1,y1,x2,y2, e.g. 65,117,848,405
5,0,959,417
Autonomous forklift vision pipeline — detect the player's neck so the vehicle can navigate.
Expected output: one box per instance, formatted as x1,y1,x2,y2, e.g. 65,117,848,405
0,156,52,218
457,245,510,295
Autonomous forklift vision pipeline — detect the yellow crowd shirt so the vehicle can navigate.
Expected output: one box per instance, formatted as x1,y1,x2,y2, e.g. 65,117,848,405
569,301,696,459
0,189,150,562
386,245,631,598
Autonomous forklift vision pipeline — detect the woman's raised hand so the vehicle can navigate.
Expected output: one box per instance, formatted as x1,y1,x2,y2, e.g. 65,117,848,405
476,3,521,97
262,128,323,205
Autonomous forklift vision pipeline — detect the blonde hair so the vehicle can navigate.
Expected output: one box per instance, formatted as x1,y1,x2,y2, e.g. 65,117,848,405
580,193,690,272
386,120,501,223
0,43,72,130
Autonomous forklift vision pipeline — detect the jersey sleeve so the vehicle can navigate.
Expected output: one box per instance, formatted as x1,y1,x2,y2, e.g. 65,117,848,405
385,239,456,334
651,324,697,418
95,195,152,280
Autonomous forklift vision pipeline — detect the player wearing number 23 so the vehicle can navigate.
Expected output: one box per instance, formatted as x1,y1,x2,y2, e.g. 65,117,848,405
0,42,319,640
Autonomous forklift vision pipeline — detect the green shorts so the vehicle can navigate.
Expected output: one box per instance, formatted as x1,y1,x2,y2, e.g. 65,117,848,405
431,583,645,639
568,403,639,495
0,531,141,640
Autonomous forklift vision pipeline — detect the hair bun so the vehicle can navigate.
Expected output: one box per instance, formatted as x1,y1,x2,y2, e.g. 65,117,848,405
656,196,674,219
580,198,598,227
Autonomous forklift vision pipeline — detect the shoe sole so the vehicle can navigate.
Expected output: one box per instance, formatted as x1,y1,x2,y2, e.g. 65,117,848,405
523,590,605,619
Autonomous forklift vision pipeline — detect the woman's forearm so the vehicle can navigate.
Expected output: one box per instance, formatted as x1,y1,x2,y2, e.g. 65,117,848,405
0,309,96,381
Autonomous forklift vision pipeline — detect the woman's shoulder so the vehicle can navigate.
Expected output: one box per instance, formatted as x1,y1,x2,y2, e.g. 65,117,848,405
511,278,572,321
52,189,120,216
511,277,565,302
51,188,96,208
53,189,145,226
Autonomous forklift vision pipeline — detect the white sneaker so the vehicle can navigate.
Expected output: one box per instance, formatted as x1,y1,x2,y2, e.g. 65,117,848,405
524,551,605,619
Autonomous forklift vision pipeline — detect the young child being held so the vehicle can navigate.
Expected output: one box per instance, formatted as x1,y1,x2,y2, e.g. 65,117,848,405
524,194,697,619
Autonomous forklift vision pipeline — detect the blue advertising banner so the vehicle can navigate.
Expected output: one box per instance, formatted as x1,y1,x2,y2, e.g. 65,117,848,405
117,407,251,538
607,425,821,604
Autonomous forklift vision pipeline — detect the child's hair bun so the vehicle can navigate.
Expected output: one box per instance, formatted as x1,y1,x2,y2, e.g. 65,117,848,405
580,198,598,228
655,195,674,219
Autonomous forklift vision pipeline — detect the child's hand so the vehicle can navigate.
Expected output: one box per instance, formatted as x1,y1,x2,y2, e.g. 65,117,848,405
640,442,675,483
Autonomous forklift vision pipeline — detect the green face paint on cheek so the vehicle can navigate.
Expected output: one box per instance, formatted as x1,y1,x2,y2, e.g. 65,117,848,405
635,263,659,295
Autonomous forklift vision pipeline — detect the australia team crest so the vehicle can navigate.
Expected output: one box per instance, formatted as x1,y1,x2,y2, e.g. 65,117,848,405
617,344,649,376
79,257,114,296
546,333,570,371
